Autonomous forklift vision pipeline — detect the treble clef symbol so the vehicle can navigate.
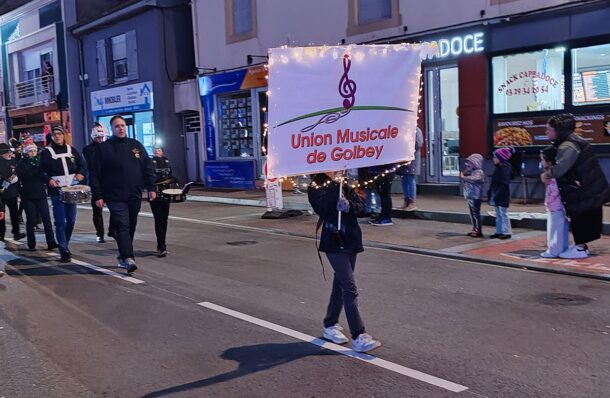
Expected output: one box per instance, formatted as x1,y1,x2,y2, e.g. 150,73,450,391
338,54,356,109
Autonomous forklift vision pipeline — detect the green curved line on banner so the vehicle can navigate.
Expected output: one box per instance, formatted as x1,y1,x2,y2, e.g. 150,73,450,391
276,106,412,128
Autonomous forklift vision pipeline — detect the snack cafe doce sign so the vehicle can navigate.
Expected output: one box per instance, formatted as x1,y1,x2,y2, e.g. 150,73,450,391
266,44,425,178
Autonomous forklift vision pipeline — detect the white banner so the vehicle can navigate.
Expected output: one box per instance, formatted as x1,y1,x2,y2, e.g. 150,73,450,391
267,44,424,178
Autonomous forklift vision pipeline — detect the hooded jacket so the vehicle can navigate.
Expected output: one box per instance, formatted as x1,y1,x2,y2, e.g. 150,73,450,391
461,154,485,200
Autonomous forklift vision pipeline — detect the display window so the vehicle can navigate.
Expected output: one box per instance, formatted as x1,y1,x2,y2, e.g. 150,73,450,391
572,43,610,107
217,91,254,158
492,48,565,114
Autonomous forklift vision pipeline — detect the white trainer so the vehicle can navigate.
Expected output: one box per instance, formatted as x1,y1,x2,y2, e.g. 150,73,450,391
0,270,5,278
540,251,557,258
559,245,589,259
352,333,381,353
323,325,348,344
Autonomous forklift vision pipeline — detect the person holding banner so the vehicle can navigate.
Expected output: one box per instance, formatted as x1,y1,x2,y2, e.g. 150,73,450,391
308,172,381,353
40,126,86,262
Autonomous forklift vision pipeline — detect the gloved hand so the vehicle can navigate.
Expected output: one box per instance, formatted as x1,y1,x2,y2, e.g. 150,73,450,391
336,197,350,212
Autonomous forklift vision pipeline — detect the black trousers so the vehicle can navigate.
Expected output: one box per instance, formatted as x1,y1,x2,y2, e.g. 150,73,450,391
23,198,55,248
106,199,142,260
374,172,395,219
91,200,115,238
149,200,170,249
0,196,21,238
571,206,603,245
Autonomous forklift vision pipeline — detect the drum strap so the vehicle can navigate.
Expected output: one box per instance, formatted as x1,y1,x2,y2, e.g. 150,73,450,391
46,145,72,176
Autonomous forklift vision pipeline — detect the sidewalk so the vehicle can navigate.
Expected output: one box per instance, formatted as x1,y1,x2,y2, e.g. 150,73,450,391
186,186,610,281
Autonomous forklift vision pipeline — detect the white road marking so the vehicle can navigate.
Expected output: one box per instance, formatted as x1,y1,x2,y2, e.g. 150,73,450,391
440,231,544,253
198,301,469,393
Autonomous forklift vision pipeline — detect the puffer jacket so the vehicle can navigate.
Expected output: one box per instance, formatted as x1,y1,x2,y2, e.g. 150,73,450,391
461,153,485,200
488,162,512,208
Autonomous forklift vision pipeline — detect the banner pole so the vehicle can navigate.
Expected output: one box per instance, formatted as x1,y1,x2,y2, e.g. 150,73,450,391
337,174,344,228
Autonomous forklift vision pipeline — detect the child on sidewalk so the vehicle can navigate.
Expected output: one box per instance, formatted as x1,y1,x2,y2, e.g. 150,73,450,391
488,147,514,239
540,146,569,258
460,153,485,237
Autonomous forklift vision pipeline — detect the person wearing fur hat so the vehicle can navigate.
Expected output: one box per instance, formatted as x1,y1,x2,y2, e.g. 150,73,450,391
460,153,485,238
16,141,57,251
0,143,25,241
488,147,515,239
149,146,173,257
541,113,610,259
83,123,114,243
39,126,86,262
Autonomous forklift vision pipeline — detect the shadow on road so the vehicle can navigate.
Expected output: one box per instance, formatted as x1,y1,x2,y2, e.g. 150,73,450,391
140,341,338,397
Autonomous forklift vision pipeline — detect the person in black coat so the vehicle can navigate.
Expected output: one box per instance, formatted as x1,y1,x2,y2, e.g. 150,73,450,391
39,126,86,262
149,146,173,257
307,172,381,353
0,194,4,278
82,123,114,243
89,115,156,274
488,147,514,239
16,142,57,251
0,143,25,241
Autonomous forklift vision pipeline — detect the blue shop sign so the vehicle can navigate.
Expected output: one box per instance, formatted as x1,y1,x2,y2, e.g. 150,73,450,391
204,160,256,189
91,81,153,117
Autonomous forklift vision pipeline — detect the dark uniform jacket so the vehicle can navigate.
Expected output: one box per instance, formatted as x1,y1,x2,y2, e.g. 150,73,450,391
152,156,174,201
0,157,19,199
39,142,86,196
89,136,155,202
16,156,49,200
308,180,366,254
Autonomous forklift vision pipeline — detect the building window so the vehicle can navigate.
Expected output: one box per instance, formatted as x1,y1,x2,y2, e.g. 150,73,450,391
572,43,610,106
217,92,254,158
225,0,257,44
347,0,401,36
492,48,565,114
96,30,138,86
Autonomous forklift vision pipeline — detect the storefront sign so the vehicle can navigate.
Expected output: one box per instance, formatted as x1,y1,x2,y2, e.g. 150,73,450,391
427,32,484,60
204,160,256,189
497,70,560,95
266,45,424,178
493,113,610,147
91,81,153,117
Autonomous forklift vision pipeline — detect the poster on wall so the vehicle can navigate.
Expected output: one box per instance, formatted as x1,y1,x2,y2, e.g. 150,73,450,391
266,44,431,178
493,113,610,147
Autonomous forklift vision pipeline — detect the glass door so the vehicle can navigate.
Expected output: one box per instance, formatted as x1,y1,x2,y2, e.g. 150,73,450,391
425,65,460,183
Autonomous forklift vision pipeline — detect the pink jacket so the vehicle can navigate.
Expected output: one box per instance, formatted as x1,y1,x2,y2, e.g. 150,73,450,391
545,179,563,212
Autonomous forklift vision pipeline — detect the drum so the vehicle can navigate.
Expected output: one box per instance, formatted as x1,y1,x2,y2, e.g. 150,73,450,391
60,185,92,204
161,188,186,203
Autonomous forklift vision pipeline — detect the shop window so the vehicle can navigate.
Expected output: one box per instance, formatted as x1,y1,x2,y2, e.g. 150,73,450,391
217,92,254,158
225,0,257,44
96,30,138,86
492,48,565,114
135,111,155,155
347,0,401,36
572,43,610,106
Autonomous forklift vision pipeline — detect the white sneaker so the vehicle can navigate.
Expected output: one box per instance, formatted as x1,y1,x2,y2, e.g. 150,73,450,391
352,333,381,353
0,270,5,278
540,251,557,258
559,245,589,259
323,325,348,344
125,258,138,273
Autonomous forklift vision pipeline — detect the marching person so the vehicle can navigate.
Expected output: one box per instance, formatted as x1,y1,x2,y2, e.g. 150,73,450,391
150,146,173,257
16,141,57,251
0,143,25,241
82,123,115,243
89,115,156,274
0,197,5,278
40,126,86,262
308,172,381,353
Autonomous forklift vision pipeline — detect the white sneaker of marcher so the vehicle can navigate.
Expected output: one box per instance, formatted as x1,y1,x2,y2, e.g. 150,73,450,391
559,245,589,259
323,325,348,344
0,270,5,278
540,251,557,258
352,333,381,353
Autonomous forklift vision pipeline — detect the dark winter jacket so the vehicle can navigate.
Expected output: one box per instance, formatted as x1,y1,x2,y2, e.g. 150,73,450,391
82,141,100,177
487,162,512,208
308,180,366,254
39,143,86,196
152,156,174,196
548,133,610,216
0,157,20,199
16,156,49,200
89,136,156,202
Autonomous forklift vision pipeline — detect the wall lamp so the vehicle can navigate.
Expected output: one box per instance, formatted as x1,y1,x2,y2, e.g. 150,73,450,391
247,55,268,65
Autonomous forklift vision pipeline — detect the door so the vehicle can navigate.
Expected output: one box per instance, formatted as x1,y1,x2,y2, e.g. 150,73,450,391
425,65,460,183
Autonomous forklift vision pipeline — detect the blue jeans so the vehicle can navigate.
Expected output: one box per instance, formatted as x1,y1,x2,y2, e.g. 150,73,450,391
495,206,512,235
323,253,366,340
106,199,142,261
51,195,77,254
400,174,417,200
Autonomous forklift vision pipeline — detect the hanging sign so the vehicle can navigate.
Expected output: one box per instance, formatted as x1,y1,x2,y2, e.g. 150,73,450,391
267,44,426,178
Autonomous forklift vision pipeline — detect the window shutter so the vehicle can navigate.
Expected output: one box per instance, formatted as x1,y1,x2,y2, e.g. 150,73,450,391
96,39,108,86
126,30,138,81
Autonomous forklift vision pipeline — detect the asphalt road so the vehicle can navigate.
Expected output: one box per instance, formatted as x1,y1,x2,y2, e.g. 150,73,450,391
1,202,609,398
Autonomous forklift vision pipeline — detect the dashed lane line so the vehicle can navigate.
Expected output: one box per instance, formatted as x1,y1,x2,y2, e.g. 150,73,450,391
198,301,469,393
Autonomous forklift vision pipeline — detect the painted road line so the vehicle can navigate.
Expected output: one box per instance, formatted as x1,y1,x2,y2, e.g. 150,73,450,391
440,231,544,254
198,301,468,393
